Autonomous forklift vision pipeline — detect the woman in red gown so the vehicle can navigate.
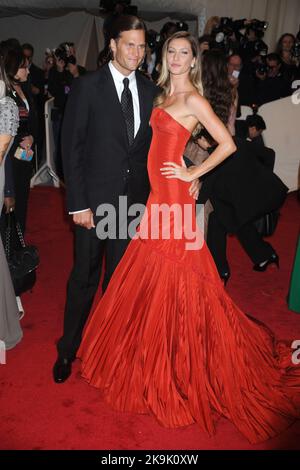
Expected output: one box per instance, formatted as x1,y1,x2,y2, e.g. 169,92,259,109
78,32,300,443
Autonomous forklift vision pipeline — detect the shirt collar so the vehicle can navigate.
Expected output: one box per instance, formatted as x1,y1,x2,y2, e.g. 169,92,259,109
109,61,136,86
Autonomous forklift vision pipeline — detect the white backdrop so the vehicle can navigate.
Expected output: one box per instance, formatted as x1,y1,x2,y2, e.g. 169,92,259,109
0,12,198,70
0,0,300,57
259,95,300,192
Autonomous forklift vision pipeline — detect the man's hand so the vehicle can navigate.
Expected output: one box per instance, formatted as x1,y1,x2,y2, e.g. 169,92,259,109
4,197,15,214
73,209,95,230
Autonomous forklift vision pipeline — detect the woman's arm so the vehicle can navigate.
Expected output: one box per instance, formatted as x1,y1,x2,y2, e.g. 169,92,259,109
0,134,12,165
161,94,236,182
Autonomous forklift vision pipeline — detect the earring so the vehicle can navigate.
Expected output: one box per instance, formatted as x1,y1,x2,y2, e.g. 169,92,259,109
191,63,195,69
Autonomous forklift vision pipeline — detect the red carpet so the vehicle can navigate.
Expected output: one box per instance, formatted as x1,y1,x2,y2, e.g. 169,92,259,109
1,187,300,450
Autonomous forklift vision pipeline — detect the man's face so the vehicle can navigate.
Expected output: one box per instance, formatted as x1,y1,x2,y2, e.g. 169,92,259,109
23,48,33,65
228,55,242,75
248,126,262,139
267,59,280,77
110,29,146,75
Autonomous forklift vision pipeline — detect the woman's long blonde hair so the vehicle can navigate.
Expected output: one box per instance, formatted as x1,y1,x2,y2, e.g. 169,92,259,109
155,31,203,108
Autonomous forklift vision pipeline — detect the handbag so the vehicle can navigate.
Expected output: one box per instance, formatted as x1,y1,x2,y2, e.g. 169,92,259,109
254,210,280,238
4,212,39,295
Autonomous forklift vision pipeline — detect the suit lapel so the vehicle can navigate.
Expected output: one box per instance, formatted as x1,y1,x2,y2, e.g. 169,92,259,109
132,72,153,148
98,66,153,149
99,64,129,146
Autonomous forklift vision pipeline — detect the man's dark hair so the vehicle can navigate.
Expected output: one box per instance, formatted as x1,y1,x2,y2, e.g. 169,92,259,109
266,53,282,65
109,14,146,41
227,53,242,63
160,21,177,38
245,114,266,130
22,43,34,55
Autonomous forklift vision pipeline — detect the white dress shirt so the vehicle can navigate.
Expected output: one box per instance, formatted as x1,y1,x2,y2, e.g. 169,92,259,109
108,60,140,137
70,61,141,215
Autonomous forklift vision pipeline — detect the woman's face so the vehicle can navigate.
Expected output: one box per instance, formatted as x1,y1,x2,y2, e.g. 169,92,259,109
14,58,29,82
282,35,294,52
166,38,195,75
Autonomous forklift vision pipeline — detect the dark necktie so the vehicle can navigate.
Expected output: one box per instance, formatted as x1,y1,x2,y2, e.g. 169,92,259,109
120,77,135,146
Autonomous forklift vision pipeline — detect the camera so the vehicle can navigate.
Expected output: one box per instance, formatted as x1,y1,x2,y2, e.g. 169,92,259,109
291,41,300,58
54,43,76,66
240,36,268,61
176,21,189,32
147,30,160,52
251,19,268,32
253,40,268,56
247,19,268,39
45,48,55,66
210,17,240,55
255,61,268,75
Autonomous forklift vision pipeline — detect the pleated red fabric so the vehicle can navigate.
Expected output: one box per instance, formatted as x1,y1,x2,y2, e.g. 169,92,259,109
78,107,300,443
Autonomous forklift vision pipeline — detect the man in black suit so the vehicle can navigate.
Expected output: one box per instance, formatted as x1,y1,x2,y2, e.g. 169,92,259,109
245,114,275,171
52,15,156,383
53,15,199,383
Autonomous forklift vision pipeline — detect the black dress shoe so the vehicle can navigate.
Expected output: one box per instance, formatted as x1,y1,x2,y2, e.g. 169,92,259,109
53,357,73,383
253,253,279,272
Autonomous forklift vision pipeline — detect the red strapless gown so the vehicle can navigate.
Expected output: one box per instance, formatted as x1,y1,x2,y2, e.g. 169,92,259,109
78,108,300,443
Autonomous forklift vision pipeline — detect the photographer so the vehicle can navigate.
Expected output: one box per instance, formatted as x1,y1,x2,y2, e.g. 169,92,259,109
239,21,268,62
245,114,275,171
139,29,160,78
22,43,45,164
152,22,178,81
276,33,300,84
210,17,251,56
48,42,86,115
227,53,257,109
48,42,86,178
254,53,291,105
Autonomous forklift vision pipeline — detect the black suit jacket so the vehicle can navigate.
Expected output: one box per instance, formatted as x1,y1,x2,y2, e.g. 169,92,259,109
198,137,288,233
246,136,275,171
62,64,158,214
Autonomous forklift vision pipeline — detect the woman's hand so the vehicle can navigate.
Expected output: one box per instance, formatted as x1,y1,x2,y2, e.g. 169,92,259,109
189,178,201,200
160,157,199,183
20,135,34,150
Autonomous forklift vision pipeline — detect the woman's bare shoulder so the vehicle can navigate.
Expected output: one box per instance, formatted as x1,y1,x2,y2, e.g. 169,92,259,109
185,92,210,116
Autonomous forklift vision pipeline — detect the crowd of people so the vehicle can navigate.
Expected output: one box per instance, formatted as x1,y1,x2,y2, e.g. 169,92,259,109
0,10,300,445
